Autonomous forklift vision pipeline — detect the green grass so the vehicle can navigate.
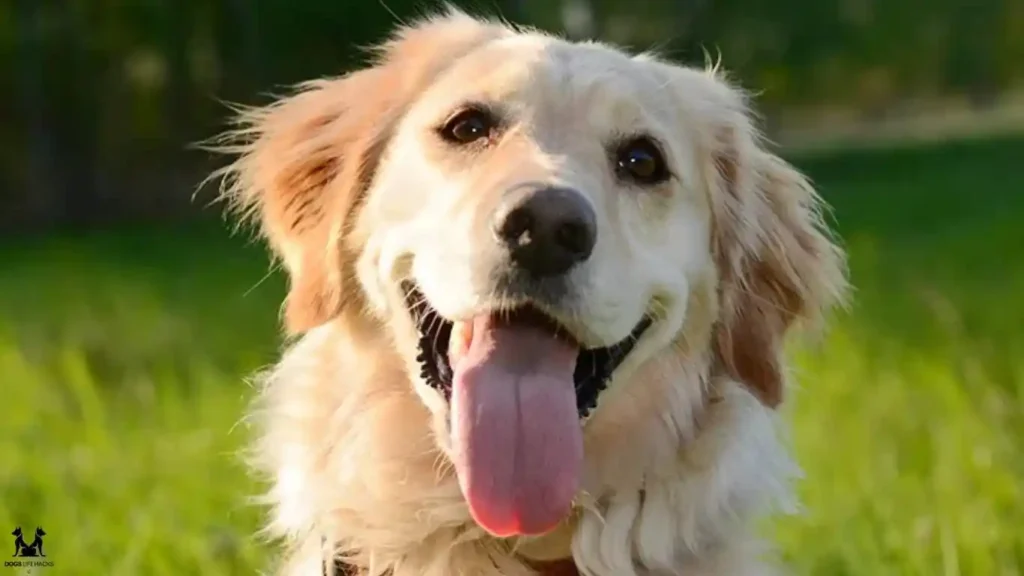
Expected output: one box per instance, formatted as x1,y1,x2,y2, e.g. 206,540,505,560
2,136,1023,575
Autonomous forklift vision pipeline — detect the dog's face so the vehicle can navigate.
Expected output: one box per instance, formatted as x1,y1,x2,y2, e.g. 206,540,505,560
360,36,719,537
366,35,711,347
221,12,845,542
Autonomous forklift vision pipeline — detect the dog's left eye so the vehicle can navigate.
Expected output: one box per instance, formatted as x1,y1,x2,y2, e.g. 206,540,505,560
439,107,498,145
614,137,670,185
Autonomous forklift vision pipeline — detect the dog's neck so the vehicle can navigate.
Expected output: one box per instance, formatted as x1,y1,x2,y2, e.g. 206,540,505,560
264,324,789,575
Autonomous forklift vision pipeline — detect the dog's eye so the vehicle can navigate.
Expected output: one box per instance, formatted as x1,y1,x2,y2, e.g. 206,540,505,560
614,137,670,185
439,107,497,145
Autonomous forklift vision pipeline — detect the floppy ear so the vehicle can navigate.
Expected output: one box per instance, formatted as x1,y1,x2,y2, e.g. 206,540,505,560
215,69,403,334
215,11,509,335
708,106,848,407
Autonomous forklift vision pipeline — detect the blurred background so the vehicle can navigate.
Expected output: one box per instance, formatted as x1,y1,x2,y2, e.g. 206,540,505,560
1,1,1022,574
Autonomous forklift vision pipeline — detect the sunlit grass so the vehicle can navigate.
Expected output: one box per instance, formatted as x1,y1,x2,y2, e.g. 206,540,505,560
2,137,1022,575
775,246,1024,575
0,231,280,575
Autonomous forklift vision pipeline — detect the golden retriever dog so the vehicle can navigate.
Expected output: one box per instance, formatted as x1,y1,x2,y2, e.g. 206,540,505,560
216,9,848,576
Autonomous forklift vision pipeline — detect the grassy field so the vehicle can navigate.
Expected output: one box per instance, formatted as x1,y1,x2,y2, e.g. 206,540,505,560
2,136,1022,575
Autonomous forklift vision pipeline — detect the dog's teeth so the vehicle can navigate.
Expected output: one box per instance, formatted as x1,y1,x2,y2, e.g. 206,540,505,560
449,320,473,365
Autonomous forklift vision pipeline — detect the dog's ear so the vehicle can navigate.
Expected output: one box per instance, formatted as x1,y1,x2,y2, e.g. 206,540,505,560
216,11,508,335
702,80,848,407
216,68,405,334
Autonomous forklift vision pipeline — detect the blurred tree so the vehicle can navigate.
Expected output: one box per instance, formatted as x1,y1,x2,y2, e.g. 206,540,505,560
3,0,1024,231
946,0,1002,107
12,0,61,228
215,0,261,99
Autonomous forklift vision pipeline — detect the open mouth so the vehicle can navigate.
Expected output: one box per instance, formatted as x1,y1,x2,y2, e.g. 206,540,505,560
404,284,653,419
403,283,653,537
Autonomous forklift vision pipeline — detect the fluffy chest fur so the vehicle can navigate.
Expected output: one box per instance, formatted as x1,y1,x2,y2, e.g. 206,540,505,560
250,323,799,576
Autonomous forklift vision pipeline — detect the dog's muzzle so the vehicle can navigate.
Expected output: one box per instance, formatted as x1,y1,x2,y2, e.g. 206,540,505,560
403,185,652,540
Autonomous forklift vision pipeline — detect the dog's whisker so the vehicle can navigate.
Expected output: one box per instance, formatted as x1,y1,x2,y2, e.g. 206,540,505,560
430,449,454,480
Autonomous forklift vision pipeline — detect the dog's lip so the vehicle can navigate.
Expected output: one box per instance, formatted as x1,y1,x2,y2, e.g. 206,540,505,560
403,280,656,417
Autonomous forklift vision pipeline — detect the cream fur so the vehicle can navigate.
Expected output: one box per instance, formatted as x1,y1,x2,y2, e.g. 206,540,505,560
216,9,849,576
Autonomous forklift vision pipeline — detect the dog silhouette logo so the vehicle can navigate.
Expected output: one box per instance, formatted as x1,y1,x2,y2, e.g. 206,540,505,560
11,527,46,558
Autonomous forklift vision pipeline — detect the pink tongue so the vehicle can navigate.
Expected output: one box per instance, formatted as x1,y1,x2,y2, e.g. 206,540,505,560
450,315,582,537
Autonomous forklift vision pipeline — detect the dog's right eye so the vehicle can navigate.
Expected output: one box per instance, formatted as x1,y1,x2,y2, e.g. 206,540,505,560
614,136,671,186
438,107,497,145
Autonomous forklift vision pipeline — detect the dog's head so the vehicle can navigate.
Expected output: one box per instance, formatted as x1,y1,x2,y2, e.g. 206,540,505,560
220,11,846,541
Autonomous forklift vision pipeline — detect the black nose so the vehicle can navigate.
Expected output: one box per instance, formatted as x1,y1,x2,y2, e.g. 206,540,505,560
492,186,597,278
